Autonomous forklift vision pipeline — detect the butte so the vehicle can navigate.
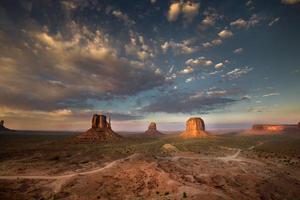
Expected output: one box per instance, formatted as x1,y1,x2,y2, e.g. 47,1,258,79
77,114,121,142
180,117,209,138
145,122,163,136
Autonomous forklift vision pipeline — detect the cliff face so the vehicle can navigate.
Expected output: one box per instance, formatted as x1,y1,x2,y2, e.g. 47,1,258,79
145,122,163,135
77,114,121,142
252,124,299,132
180,117,208,138
0,120,9,131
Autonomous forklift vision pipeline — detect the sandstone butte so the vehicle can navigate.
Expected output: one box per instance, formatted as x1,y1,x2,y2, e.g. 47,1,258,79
252,124,300,132
0,120,10,131
180,117,209,138
145,122,163,135
77,114,121,142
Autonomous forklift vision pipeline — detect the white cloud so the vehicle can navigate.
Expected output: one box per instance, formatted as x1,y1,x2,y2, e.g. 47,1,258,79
218,29,233,38
230,14,261,29
167,2,200,23
112,10,135,26
182,2,200,23
262,93,280,97
202,38,222,48
167,2,181,22
185,77,195,83
224,67,253,79
230,18,247,28
215,63,224,69
268,17,280,26
233,48,243,54
185,57,213,67
125,31,154,60
161,40,197,55
281,0,300,4
178,66,194,74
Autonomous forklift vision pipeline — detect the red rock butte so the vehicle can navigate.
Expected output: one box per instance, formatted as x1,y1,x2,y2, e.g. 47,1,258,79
77,114,121,142
252,124,299,132
145,122,163,135
0,120,10,131
180,117,209,138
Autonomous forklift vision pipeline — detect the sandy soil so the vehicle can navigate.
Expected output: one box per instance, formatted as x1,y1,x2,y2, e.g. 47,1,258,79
0,142,300,200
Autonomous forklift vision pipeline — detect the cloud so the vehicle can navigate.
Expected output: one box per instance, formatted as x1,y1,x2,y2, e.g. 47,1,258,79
161,39,198,54
262,93,280,97
268,17,280,26
230,14,261,29
233,48,243,54
202,38,222,48
215,63,224,69
167,2,200,23
199,8,222,30
182,2,200,23
281,0,300,4
142,88,241,114
125,31,154,60
0,21,166,112
185,77,195,83
223,67,253,79
178,66,194,74
167,2,181,22
218,29,233,38
185,57,213,67
112,10,136,26
230,18,247,28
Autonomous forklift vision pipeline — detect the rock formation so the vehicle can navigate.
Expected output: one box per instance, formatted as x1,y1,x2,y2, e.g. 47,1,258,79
145,122,163,135
252,124,299,132
252,124,284,132
77,114,121,142
298,122,300,129
180,117,209,138
0,120,10,131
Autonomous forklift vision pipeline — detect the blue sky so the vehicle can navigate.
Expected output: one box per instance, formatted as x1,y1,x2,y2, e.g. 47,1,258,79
0,0,299,131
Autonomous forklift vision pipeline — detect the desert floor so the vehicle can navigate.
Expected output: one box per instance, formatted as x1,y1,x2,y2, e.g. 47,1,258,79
0,130,300,200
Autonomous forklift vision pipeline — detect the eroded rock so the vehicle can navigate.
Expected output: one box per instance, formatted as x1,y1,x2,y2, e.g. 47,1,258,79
145,122,163,135
180,117,208,138
77,114,121,142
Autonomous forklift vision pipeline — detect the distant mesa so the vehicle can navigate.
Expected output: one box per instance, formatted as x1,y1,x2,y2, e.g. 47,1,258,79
242,123,300,135
252,124,299,132
0,120,10,132
77,114,121,142
180,117,209,138
145,122,163,136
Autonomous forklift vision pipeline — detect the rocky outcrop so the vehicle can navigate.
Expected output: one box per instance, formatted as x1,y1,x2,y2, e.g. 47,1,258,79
180,117,209,138
145,122,163,135
77,114,121,142
252,124,299,132
0,120,10,132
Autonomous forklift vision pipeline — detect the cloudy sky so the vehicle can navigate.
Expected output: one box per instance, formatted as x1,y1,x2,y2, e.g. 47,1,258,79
0,0,299,131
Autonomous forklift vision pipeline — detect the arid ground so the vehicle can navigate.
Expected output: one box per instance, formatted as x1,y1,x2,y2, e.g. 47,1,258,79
0,130,300,200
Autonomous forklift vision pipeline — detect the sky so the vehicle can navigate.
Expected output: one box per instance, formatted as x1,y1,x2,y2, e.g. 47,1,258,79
0,0,299,131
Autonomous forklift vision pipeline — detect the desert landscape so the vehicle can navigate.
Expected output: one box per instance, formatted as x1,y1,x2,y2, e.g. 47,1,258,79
0,117,300,200
1,0,300,199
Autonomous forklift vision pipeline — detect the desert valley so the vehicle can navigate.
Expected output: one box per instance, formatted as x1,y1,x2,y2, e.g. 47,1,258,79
1,0,300,199
0,116,300,199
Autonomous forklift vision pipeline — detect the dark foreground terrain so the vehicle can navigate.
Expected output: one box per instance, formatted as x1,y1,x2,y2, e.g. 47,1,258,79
0,130,300,200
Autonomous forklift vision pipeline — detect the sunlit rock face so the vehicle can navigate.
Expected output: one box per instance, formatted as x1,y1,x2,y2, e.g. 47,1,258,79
77,114,121,142
180,117,208,138
252,125,285,132
145,122,163,135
